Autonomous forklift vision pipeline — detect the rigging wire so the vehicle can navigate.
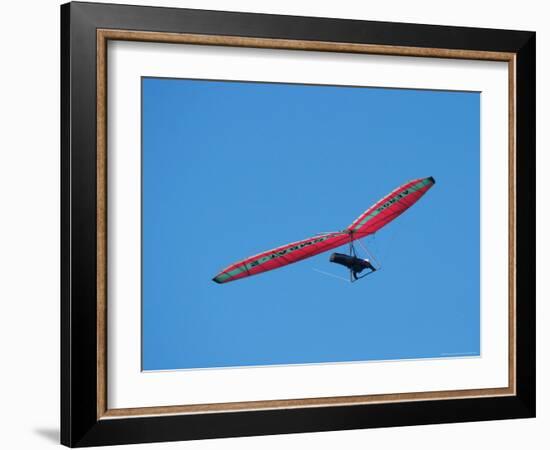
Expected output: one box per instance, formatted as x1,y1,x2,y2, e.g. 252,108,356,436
356,238,382,270
312,268,350,283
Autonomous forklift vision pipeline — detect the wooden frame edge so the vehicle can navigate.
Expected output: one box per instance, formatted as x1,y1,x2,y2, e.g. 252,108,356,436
100,387,515,419
508,55,517,395
95,28,517,420
98,28,515,61
97,29,108,419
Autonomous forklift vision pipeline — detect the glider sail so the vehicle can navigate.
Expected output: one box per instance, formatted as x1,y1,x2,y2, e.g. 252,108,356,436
346,176,435,236
212,176,435,284
212,232,351,284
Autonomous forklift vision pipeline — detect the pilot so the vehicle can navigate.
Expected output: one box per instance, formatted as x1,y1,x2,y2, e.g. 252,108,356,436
329,253,376,280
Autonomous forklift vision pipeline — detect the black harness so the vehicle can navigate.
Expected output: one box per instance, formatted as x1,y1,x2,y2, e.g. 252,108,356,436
329,252,376,280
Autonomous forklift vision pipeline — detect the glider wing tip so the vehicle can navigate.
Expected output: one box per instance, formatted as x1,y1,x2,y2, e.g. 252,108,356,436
212,276,224,284
428,176,435,185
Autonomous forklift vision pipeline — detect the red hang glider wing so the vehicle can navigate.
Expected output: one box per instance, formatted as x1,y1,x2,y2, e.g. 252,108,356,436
213,176,435,284
347,176,435,237
212,231,350,284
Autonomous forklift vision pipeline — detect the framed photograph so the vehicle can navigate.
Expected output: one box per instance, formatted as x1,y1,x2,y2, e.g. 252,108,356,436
61,2,535,447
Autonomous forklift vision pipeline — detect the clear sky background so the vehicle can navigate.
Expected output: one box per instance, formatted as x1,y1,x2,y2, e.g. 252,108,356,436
142,77,480,371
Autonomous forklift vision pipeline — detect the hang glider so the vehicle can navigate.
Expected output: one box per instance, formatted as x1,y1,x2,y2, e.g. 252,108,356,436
212,176,435,284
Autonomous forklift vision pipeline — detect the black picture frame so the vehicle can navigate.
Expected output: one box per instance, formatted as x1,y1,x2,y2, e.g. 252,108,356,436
61,1,535,447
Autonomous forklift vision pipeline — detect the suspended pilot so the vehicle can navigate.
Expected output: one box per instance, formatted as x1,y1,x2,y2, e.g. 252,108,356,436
329,253,376,280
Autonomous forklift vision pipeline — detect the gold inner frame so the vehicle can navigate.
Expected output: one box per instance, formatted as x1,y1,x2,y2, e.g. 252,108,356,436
96,29,517,420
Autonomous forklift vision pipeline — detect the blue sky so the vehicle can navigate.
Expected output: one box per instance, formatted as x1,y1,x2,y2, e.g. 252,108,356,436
142,77,480,371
